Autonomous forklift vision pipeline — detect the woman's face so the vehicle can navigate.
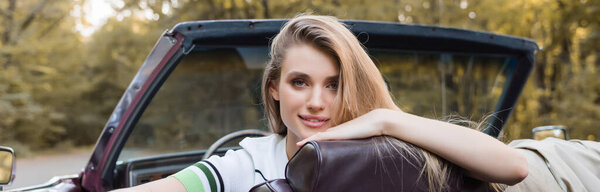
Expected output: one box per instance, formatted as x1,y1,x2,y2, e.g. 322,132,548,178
270,44,339,142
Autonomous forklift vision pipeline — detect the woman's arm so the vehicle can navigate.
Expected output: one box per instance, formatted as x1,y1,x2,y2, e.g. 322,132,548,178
298,108,528,185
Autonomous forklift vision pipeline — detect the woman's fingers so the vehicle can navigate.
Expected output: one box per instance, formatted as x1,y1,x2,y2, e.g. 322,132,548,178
296,123,371,146
297,130,338,146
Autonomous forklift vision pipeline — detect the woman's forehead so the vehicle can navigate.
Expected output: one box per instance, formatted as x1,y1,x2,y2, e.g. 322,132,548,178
281,44,339,78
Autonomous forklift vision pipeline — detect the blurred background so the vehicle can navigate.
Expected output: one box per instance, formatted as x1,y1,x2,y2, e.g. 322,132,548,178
0,0,598,188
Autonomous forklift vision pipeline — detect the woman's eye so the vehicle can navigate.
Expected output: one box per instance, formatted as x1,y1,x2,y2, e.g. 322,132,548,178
327,82,338,90
292,80,306,87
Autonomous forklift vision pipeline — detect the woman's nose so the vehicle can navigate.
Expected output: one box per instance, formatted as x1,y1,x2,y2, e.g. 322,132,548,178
307,87,325,111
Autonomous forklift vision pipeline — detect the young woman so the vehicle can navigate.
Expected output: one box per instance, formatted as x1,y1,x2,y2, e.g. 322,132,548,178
115,15,530,192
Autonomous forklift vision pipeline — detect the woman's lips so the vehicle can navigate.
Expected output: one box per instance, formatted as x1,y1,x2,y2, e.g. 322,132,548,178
299,114,329,128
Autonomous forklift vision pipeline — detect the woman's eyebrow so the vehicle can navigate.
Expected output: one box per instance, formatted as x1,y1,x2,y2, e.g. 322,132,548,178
326,75,339,81
286,71,338,81
286,71,309,79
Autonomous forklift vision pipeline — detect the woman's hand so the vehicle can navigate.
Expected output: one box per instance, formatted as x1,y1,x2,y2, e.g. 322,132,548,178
297,108,396,146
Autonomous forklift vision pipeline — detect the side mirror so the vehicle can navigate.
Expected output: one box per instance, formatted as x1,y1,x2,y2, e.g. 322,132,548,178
532,125,568,140
0,146,15,189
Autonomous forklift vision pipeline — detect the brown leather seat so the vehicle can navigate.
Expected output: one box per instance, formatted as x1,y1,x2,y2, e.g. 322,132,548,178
250,137,492,192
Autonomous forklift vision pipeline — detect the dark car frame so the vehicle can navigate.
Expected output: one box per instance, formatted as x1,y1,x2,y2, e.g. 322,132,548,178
4,19,538,191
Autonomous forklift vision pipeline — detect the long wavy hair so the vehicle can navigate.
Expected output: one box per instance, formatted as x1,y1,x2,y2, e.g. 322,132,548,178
261,15,486,192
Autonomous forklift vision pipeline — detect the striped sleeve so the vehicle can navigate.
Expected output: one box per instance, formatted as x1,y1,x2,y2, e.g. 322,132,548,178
171,160,224,192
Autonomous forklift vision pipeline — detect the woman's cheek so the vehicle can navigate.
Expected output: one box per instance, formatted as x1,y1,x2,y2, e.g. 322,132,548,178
279,86,302,123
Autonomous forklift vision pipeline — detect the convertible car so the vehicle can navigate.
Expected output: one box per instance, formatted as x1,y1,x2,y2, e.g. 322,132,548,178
1,19,540,191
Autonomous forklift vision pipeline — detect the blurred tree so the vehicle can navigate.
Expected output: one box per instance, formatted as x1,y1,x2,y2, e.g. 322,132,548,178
0,0,90,152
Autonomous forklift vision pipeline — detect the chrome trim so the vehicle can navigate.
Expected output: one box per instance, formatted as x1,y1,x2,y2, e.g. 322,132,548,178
532,125,566,132
532,125,568,139
6,174,78,192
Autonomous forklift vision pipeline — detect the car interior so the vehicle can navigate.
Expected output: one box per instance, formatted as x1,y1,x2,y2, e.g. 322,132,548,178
110,46,515,189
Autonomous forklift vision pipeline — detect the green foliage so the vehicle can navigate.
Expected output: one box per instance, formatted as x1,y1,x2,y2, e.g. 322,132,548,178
0,0,89,154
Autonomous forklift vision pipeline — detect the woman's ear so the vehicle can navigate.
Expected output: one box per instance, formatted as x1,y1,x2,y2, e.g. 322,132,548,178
269,82,280,101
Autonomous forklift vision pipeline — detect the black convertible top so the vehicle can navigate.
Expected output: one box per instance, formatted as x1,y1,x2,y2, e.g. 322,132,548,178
170,19,539,56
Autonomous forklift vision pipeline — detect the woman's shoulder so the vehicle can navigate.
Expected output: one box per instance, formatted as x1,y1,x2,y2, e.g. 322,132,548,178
211,134,287,180
238,134,288,180
239,134,285,151
206,134,286,171
172,135,286,192
209,134,285,162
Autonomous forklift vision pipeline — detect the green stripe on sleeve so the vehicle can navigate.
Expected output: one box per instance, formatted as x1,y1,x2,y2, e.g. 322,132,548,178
170,168,206,192
195,163,218,192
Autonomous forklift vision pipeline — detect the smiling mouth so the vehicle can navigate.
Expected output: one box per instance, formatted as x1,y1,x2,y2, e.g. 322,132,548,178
298,115,329,128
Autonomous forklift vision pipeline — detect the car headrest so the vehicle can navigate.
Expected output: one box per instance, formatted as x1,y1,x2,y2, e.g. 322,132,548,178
250,136,492,192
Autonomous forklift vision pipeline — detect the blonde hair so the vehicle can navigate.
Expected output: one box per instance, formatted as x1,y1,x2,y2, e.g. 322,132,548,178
262,15,470,192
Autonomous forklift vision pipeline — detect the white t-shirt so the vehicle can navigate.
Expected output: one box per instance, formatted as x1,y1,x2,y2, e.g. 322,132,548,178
171,134,288,192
